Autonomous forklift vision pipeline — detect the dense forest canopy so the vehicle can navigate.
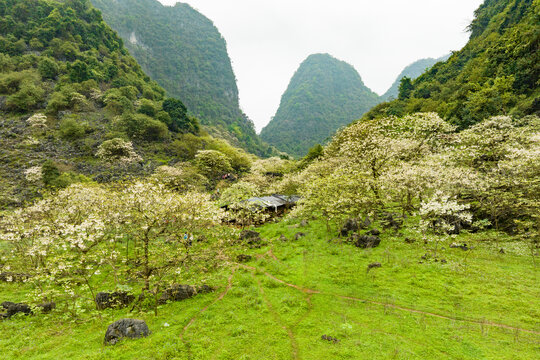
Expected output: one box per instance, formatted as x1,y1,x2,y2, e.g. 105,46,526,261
365,0,539,128
90,0,273,156
260,53,380,158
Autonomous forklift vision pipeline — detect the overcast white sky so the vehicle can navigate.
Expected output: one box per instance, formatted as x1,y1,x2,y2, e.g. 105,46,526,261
157,0,484,132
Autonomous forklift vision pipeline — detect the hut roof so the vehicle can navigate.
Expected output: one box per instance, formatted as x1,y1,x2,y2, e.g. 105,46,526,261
244,195,300,210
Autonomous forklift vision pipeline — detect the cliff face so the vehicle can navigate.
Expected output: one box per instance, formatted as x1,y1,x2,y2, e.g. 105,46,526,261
91,0,272,155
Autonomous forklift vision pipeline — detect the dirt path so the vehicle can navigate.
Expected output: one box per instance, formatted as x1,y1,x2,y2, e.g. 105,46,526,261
180,266,237,341
255,248,282,263
239,262,540,337
252,271,300,360
267,249,281,262
293,293,314,329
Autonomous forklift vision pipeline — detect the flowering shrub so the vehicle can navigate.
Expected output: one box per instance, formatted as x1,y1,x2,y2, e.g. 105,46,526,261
0,181,227,314
286,113,538,235
419,191,473,235
26,113,47,128
151,165,208,192
24,166,42,182
96,138,142,163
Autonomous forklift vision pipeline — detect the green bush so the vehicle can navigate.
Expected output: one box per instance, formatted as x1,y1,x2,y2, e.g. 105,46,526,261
0,70,38,94
29,38,44,50
0,54,14,73
143,118,170,141
52,172,92,189
59,117,86,140
46,91,70,115
119,113,169,141
171,133,205,160
38,57,59,80
41,160,61,187
137,99,157,117
7,80,45,111
206,138,252,173
103,88,133,115
195,150,233,180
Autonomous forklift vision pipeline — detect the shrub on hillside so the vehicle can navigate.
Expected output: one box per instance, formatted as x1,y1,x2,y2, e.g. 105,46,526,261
96,138,142,164
195,150,233,180
59,117,86,140
118,113,169,141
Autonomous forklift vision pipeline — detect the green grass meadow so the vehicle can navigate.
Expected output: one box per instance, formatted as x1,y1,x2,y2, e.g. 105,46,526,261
1,220,539,359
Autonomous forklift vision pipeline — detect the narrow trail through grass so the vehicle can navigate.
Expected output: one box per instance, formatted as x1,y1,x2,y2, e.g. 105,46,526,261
251,271,300,360
180,266,238,341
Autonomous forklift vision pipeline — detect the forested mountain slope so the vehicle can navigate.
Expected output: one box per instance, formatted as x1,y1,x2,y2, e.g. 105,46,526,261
0,0,250,208
381,54,450,101
91,0,272,156
366,0,539,128
260,53,380,157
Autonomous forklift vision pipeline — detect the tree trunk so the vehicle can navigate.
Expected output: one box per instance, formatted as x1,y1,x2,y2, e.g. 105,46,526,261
144,237,150,291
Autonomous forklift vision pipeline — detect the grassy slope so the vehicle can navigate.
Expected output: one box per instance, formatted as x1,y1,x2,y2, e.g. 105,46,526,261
1,219,539,359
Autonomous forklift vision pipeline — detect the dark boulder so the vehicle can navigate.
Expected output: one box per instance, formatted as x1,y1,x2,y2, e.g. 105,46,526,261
382,213,404,230
104,319,150,345
366,228,381,236
198,285,213,293
160,285,196,303
279,234,288,242
159,284,213,304
239,230,263,248
353,234,381,249
240,230,260,241
36,302,56,313
294,232,306,240
340,218,359,237
367,262,382,272
1,302,32,318
362,216,372,228
236,254,253,263
449,243,469,251
95,291,135,310
321,334,340,343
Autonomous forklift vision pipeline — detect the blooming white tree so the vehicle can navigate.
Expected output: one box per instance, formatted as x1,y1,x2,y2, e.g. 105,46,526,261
26,113,48,128
419,191,473,256
96,138,142,164
0,181,227,314
24,166,43,183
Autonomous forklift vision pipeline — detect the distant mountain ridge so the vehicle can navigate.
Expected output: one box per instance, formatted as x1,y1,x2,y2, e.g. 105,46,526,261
260,53,380,157
381,54,450,101
91,0,273,156
366,0,539,128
